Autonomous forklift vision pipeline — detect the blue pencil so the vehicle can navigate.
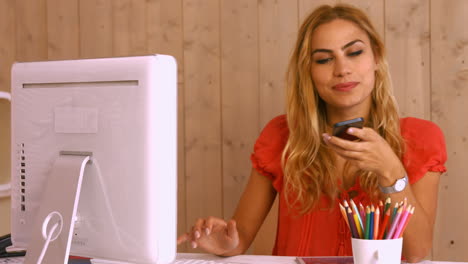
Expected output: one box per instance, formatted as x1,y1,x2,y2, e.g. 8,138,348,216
369,205,374,239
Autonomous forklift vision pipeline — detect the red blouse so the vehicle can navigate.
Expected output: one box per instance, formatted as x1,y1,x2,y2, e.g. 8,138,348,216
250,115,447,256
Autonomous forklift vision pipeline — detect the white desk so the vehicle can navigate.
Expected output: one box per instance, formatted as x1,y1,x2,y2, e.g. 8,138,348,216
0,254,466,263
175,253,468,264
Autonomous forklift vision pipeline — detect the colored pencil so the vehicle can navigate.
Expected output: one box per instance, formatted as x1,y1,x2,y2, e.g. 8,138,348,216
365,206,371,239
384,197,391,213
386,206,403,239
350,199,364,234
398,206,415,238
339,203,349,226
390,203,399,227
369,205,375,239
353,210,363,238
347,207,359,238
377,207,391,239
337,198,415,240
378,200,384,222
374,207,380,240
359,202,366,228
393,205,411,239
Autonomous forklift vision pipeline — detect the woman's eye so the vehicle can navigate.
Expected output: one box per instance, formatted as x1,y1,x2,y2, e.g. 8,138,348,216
349,50,363,57
316,58,332,64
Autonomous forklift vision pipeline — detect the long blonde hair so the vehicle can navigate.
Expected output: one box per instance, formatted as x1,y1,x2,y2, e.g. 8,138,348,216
282,4,405,214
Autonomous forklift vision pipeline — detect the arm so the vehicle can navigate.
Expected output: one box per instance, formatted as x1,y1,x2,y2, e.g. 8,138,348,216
386,170,440,262
323,127,441,262
228,168,277,255
177,168,277,256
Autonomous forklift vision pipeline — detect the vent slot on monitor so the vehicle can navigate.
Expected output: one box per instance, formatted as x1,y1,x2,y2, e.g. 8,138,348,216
18,143,26,211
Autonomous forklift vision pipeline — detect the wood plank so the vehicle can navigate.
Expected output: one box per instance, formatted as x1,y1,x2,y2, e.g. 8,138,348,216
220,0,259,221
146,0,186,251
112,0,147,56
79,0,113,58
258,0,298,127
182,0,222,253
146,0,184,83
0,0,15,235
15,0,48,61
338,0,384,38
252,0,299,255
46,0,80,60
385,0,430,119
299,0,337,21
431,0,468,261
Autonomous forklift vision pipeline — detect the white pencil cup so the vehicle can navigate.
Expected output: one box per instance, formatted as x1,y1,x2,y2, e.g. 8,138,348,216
351,238,403,264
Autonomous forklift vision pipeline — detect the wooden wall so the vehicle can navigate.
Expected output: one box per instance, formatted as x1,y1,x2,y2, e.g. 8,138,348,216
0,0,466,261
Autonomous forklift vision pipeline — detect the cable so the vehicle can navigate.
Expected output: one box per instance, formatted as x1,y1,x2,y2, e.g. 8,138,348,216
36,211,63,264
36,222,58,264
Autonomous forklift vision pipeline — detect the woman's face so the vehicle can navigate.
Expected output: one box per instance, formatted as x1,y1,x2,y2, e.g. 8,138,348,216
310,19,377,113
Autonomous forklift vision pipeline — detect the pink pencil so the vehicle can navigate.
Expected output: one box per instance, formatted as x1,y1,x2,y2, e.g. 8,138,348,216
398,206,415,238
393,205,411,238
386,206,403,239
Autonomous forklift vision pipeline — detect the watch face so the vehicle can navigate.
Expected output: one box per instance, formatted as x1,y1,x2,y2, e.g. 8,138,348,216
395,179,406,192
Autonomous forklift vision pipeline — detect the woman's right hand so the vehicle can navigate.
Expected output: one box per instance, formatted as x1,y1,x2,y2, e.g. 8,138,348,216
177,217,240,256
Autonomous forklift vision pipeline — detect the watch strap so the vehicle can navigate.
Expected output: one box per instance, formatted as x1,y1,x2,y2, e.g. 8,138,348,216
379,173,408,194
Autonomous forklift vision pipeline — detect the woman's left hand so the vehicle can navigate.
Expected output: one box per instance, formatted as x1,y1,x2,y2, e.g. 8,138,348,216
322,127,404,183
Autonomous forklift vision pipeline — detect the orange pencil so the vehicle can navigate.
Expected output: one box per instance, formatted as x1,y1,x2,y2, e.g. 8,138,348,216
373,207,380,240
377,206,391,239
339,202,349,226
378,200,384,222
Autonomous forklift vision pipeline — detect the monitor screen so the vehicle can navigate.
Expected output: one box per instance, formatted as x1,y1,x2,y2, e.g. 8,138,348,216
10,55,177,263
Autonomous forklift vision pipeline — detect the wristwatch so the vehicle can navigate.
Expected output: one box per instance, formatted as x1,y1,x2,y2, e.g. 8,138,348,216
379,173,409,194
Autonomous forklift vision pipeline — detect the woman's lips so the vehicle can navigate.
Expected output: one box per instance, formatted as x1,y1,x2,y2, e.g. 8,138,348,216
333,82,359,91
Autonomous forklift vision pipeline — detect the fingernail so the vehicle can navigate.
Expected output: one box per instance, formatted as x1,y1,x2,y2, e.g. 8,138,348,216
205,228,210,236
322,133,331,141
191,241,197,249
348,128,354,133
194,231,200,239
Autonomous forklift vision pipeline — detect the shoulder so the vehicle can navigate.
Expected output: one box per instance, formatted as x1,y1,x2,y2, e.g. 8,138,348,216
255,114,289,153
400,117,445,146
251,115,289,189
400,117,447,184
260,114,289,138
400,117,444,135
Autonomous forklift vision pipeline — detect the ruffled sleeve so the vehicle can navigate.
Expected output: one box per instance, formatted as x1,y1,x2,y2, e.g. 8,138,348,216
250,115,289,191
401,117,447,184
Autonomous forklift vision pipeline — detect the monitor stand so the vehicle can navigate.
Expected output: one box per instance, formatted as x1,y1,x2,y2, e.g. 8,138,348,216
24,152,91,264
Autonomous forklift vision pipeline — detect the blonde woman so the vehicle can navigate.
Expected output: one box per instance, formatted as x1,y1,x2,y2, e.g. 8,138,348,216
178,4,446,262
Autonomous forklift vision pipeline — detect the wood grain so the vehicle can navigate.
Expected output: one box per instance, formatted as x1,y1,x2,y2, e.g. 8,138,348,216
182,0,223,253
386,0,430,119
431,0,468,260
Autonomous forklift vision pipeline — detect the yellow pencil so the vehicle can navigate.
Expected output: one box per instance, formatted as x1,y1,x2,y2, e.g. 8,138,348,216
353,211,363,238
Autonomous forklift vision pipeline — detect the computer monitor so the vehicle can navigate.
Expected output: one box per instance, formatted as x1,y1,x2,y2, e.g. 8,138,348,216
9,55,177,263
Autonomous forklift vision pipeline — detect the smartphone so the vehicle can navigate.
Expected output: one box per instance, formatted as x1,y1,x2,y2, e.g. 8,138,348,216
332,117,364,141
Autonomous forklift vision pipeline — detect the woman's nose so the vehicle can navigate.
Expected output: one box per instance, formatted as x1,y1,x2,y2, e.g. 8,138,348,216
333,57,351,77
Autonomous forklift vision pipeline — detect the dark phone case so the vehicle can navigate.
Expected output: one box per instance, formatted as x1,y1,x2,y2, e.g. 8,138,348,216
332,118,364,141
